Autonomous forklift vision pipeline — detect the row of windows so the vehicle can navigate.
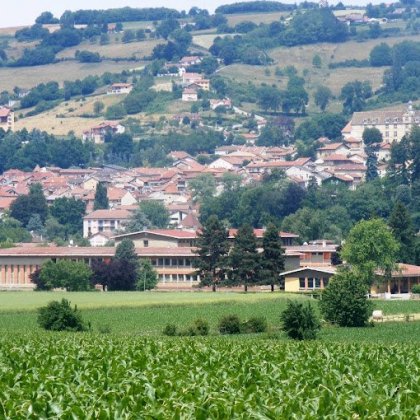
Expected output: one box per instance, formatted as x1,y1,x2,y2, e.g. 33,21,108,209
151,258,193,267
158,274,199,282
299,277,329,289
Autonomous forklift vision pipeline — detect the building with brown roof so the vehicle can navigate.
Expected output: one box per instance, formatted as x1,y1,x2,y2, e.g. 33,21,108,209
83,209,132,238
0,107,14,131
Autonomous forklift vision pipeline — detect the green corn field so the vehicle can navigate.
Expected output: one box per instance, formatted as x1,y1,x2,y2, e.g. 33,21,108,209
0,334,419,418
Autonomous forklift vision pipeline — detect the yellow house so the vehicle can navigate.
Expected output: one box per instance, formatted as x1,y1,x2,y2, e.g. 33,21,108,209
281,266,337,292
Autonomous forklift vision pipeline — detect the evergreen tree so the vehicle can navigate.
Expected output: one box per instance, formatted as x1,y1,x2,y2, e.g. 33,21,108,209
26,214,45,237
115,238,138,265
366,150,379,182
389,201,415,263
93,182,109,210
261,223,285,291
229,224,260,292
194,215,230,292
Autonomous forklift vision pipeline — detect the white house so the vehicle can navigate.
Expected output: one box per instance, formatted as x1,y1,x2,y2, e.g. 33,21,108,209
107,83,133,95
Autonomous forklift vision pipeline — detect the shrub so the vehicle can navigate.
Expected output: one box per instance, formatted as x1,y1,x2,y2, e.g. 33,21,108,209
191,319,209,336
281,300,320,340
180,319,210,336
37,299,88,332
412,284,420,294
218,315,241,334
320,268,373,327
97,324,111,334
163,324,177,336
241,316,268,333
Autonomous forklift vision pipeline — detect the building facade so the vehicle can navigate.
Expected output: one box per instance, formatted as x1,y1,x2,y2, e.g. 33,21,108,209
0,107,14,132
344,103,420,143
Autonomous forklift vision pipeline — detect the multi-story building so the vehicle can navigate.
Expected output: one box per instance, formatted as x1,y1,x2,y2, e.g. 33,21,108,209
343,103,420,143
82,121,125,144
0,107,14,132
83,209,132,238
107,83,133,95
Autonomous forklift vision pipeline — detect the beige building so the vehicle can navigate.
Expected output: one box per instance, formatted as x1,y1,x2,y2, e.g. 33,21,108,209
181,88,198,102
83,209,132,238
0,107,14,131
344,103,420,144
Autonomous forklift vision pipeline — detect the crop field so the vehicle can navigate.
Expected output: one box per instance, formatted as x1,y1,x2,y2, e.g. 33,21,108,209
0,335,419,418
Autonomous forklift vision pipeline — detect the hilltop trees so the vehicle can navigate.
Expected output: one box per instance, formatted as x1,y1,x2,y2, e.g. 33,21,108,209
314,86,332,111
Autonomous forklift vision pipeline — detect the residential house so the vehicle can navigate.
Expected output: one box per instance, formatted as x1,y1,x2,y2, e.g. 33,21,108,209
316,143,350,159
107,83,133,95
83,209,131,238
181,87,198,102
83,121,125,144
210,98,232,110
0,107,14,132
179,56,202,67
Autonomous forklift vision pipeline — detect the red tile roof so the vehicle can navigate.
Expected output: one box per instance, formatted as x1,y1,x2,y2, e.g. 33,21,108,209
84,209,132,220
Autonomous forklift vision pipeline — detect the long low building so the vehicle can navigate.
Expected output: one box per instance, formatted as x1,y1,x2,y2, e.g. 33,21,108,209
0,245,309,290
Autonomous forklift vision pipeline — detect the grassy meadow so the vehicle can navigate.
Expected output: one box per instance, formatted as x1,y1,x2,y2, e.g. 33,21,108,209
0,291,419,341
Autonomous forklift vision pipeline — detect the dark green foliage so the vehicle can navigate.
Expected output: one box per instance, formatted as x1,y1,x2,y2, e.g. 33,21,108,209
184,319,210,336
138,201,169,228
75,50,101,63
37,299,88,332
341,80,372,114
136,260,159,291
370,42,392,66
29,268,48,291
314,86,332,111
218,315,241,334
281,300,320,340
50,197,86,236
241,316,267,333
0,217,31,243
40,260,93,291
93,182,109,210
228,224,260,291
389,201,415,264
260,223,285,289
320,269,373,327
412,284,420,294
195,215,230,291
36,11,59,24
163,324,177,336
363,127,383,145
15,24,49,42
10,183,48,226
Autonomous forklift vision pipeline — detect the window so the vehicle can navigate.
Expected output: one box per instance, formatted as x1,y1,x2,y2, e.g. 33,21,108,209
299,278,305,289
385,131,389,137
185,259,191,267
323,277,329,287
307,278,314,289
143,240,149,247
165,258,171,266
151,259,156,266
178,259,184,266
315,278,321,289
158,258,164,266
